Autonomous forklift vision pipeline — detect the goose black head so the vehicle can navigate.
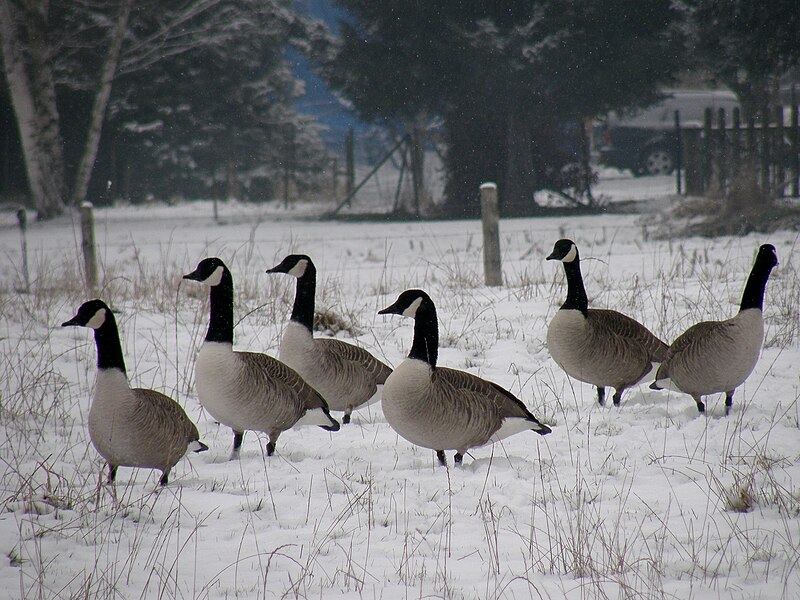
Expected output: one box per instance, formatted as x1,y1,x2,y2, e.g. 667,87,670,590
266,254,313,278
756,244,779,270
183,257,229,286
62,299,111,330
378,289,433,319
546,239,579,263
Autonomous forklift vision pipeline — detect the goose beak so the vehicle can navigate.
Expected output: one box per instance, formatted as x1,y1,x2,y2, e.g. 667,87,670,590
182,269,202,281
61,314,81,327
378,302,400,316
265,264,283,274
545,250,559,261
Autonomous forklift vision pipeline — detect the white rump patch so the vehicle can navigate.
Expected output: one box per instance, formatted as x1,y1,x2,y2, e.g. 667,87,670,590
402,297,423,318
203,266,224,287
562,244,578,263
86,308,107,330
652,375,678,392
186,440,205,453
294,407,335,428
288,259,308,278
488,417,538,444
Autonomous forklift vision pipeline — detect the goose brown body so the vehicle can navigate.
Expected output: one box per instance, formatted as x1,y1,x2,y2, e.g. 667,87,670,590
546,239,667,406
268,255,392,423
184,257,339,459
90,372,202,476
379,290,551,466
62,300,207,486
651,244,777,414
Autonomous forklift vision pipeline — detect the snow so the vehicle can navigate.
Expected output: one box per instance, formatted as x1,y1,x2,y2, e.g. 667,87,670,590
1,183,799,599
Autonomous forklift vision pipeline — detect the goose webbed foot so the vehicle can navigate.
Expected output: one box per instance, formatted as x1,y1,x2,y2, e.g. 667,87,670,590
436,450,447,467
597,386,606,406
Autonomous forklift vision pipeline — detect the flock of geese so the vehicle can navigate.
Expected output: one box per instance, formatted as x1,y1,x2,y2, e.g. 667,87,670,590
60,239,778,485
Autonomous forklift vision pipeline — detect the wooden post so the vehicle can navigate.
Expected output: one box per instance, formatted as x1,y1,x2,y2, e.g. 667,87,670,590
674,110,682,195
17,209,29,292
345,127,355,206
760,105,771,194
479,182,502,287
776,104,785,197
792,86,799,198
703,107,713,190
732,107,741,174
332,157,339,201
682,128,704,195
80,201,98,293
717,108,727,193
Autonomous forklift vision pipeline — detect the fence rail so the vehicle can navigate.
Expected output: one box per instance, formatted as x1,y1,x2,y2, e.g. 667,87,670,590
679,104,800,198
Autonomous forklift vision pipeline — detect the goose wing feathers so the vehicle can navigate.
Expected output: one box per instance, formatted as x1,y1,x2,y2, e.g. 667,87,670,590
237,351,329,412
316,338,393,384
130,388,200,467
437,368,534,420
655,319,745,391
589,309,668,361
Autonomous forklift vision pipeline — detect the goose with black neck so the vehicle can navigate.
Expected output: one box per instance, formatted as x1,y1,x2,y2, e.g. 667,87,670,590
378,289,551,467
61,299,207,486
546,238,668,407
183,257,339,460
651,244,778,415
267,254,392,424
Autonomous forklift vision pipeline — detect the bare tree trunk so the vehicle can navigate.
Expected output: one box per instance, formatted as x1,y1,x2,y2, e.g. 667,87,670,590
0,0,66,218
70,0,133,206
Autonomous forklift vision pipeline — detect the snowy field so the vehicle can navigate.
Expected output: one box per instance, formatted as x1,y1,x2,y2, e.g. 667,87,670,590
1,179,799,599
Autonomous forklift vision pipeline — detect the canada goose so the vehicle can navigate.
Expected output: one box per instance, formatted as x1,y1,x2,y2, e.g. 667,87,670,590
378,289,551,466
266,254,393,424
183,257,339,459
546,239,668,406
651,244,778,415
61,300,207,486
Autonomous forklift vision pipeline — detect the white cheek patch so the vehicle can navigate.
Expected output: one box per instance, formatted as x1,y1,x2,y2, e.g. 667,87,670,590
86,308,107,329
203,265,224,287
288,259,308,278
562,244,578,263
402,297,423,318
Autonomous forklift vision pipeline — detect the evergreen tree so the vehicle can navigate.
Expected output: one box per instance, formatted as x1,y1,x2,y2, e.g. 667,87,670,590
686,0,800,116
328,0,684,216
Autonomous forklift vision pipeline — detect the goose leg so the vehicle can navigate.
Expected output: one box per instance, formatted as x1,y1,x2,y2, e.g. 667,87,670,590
342,410,352,425
454,452,463,465
693,396,706,414
436,450,447,467
267,432,280,456
596,386,606,406
107,464,118,484
230,430,245,461
159,470,170,486
724,391,734,416
612,388,624,407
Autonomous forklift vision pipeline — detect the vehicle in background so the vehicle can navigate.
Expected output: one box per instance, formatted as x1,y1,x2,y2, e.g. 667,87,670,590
596,90,741,177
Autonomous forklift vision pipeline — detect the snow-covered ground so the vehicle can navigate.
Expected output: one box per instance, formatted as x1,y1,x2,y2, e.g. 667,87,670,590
1,177,798,599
